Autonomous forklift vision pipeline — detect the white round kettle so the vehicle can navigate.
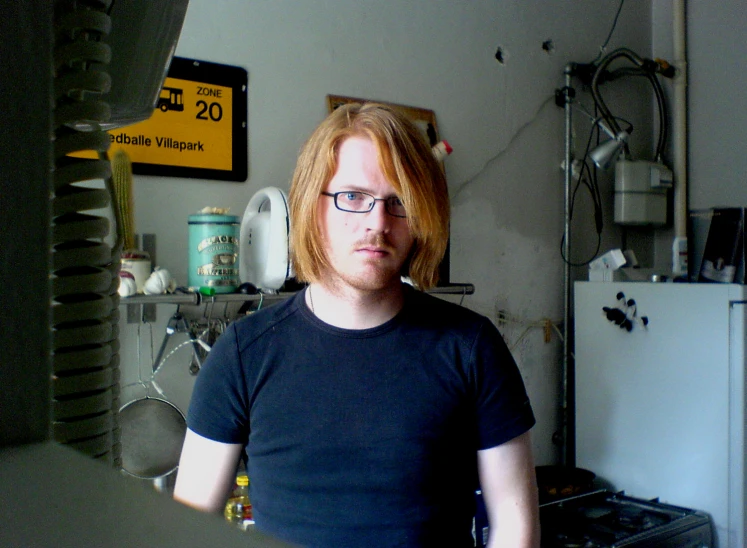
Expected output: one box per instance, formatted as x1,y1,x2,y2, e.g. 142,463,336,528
239,187,293,291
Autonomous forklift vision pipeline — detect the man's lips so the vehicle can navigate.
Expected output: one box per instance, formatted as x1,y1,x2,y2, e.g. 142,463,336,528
356,246,391,256
355,235,392,252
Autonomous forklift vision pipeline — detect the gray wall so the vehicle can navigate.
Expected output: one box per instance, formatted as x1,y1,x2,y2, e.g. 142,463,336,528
649,0,747,272
687,0,747,210
119,0,654,470
7,0,744,538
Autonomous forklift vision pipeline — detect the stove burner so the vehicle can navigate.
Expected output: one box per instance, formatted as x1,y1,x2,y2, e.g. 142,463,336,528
539,490,712,548
553,534,598,548
614,506,671,530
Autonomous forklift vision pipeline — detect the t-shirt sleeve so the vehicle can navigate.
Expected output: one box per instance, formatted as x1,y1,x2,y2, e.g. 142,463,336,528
472,318,535,450
186,322,250,444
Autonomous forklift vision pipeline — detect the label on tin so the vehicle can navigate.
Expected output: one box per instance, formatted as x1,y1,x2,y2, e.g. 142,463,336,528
197,235,239,253
212,252,238,266
205,279,237,287
197,264,239,277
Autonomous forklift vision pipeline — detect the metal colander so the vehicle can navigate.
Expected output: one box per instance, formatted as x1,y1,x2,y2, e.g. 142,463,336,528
119,397,187,479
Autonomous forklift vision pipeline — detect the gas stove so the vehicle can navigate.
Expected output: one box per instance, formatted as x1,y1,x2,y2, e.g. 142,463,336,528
539,490,713,547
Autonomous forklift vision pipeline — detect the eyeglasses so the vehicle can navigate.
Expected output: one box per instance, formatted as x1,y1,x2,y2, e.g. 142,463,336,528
321,191,407,218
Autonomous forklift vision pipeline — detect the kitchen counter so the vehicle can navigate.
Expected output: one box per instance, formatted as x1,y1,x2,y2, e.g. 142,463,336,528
0,442,291,548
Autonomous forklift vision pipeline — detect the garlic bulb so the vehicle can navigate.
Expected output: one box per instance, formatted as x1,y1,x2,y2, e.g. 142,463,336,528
143,267,176,295
118,275,137,297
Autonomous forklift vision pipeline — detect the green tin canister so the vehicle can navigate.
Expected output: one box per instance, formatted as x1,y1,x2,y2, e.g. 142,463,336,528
188,213,240,293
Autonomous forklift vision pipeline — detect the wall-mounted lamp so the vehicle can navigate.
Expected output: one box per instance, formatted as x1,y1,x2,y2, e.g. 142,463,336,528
571,107,632,171
588,48,673,226
589,128,629,170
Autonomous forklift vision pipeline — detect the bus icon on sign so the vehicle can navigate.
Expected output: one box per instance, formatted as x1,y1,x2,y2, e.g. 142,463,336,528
157,87,184,112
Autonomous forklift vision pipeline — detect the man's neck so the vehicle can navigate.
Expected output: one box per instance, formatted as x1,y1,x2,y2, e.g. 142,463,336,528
306,281,406,330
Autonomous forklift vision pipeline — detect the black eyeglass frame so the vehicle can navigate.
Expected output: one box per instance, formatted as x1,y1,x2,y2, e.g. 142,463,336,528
320,191,407,218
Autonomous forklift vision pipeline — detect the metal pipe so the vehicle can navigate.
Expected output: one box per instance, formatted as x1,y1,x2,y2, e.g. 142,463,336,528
562,63,575,467
671,0,689,276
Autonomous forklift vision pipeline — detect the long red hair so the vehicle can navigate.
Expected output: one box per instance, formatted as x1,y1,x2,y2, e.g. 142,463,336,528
288,102,450,290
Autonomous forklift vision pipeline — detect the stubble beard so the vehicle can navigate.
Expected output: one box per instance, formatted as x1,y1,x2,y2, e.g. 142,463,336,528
324,234,409,293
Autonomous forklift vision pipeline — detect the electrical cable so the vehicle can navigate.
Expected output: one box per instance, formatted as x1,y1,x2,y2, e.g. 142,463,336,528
603,65,669,161
496,310,563,353
593,0,626,63
563,47,671,268
590,48,669,162
560,105,605,267
649,72,669,161
451,95,555,202
151,329,212,380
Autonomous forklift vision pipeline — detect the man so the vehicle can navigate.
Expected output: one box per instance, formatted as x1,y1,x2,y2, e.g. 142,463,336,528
174,103,540,547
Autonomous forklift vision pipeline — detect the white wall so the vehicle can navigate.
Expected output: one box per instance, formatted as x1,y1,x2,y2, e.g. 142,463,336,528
120,0,655,472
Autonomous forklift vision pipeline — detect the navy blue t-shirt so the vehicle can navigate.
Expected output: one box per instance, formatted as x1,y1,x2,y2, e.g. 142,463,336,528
187,286,535,547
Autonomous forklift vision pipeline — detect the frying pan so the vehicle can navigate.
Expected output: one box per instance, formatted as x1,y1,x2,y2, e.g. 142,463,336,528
535,465,596,503
119,396,187,479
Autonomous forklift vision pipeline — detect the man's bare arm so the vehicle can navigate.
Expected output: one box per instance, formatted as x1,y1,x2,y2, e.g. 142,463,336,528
477,431,540,548
173,428,244,513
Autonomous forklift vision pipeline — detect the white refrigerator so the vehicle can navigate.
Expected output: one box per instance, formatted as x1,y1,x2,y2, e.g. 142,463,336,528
574,281,746,548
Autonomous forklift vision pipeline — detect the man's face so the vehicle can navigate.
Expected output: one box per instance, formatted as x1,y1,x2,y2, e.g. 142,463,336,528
317,136,415,293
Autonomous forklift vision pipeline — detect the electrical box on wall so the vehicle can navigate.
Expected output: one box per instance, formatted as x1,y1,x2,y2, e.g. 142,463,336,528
614,159,673,226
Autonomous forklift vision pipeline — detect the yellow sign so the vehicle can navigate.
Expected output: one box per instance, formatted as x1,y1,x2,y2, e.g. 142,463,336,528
74,58,248,181
108,76,234,172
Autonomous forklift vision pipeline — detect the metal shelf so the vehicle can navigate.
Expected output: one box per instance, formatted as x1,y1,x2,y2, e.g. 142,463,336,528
424,283,474,296
120,291,291,306
120,283,474,324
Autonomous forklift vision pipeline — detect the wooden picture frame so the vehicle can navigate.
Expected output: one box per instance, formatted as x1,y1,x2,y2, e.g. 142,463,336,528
326,94,440,148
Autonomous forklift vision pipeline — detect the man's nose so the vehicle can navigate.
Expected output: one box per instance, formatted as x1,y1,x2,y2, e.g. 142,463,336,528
364,199,391,229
